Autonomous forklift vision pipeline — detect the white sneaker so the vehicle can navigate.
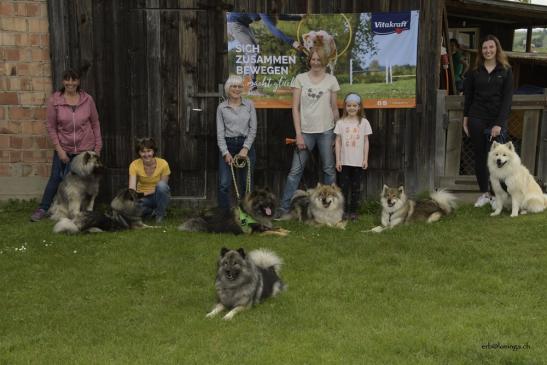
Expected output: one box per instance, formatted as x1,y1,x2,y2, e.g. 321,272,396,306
474,193,491,207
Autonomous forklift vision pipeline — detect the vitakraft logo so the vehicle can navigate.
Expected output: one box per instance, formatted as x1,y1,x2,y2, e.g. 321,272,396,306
371,12,411,35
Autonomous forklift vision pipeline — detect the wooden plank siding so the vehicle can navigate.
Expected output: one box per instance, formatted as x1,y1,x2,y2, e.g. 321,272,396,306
47,0,443,206
438,94,547,190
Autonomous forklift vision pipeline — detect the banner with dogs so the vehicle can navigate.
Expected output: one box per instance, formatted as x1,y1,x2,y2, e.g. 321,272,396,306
226,11,419,109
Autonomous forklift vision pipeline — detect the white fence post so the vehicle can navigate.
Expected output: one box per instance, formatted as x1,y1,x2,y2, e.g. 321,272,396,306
350,59,353,85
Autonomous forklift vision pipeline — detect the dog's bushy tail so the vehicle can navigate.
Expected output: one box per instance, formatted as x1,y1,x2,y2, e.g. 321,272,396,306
53,218,80,234
249,249,283,275
177,218,208,232
430,190,458,214
523,194,547,213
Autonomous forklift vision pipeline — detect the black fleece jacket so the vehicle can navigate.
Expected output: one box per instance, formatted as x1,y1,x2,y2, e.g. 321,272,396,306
463,64,513,129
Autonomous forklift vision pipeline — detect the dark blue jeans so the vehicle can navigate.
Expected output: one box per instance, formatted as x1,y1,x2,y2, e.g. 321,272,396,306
39,151,74,211
218,137,256,210
139,181,171,219
468,117,507,193
338,166,364,214
279,129,336,211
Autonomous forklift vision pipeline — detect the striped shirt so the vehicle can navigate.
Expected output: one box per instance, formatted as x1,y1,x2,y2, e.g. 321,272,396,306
216,98,257,156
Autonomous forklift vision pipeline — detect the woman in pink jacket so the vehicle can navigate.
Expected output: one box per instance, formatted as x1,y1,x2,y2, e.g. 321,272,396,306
30,69,103,221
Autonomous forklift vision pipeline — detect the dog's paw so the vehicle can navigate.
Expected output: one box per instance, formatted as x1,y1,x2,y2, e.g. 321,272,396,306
261,228,290,237
510,212,519,218
206,303,225,318
222,313,235,321
490,211,501,217
141,224,160,229
371,226,384,233
335,221,347,230
274,227,290,236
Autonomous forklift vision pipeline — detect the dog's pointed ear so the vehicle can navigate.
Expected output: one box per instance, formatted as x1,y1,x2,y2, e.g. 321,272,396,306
127,188,138,200
220,247,229,257
236,248,246,258
122,188,132,200
316,182,322,188
491,141,499,149
507,141,514,151
398,186,405,193
382,184,388,193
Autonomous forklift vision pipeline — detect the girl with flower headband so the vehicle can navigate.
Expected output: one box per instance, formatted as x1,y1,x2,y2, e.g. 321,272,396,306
334,92,372,220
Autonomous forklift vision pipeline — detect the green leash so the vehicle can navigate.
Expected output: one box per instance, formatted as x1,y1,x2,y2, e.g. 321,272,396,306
230,154,253,233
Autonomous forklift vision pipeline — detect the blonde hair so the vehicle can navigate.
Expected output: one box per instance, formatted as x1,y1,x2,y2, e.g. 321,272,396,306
475,34,510,70
307,47,330,68
224,75,244,96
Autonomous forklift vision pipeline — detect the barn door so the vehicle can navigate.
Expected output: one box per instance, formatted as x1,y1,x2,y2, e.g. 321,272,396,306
136,3,226,202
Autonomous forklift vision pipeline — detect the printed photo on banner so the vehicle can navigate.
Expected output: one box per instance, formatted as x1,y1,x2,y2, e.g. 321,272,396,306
226,11,419,109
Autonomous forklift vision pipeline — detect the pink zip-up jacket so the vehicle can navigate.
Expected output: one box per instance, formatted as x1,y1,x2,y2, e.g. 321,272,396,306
46,90,103,154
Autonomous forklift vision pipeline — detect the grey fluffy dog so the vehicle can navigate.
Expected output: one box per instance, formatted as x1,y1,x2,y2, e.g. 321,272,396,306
178,188,288,236
49,151,103,220
206,247,285,320
53,188,149,233
288,183,346,229
371,185,457,233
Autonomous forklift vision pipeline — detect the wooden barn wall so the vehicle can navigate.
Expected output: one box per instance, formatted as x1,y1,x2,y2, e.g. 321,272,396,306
47,0,443,205
448,16,514,51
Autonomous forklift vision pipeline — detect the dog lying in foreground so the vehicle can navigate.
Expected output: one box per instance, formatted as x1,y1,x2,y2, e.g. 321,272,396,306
53,188,151,233
206,247,285,320
287,183,346,229
178,188,289,236
371,185,457,233
50,151,104,220
488,141,547,217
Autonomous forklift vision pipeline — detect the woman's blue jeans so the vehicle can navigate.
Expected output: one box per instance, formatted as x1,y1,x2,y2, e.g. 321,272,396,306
139,180,171,219
218,137,256,210
279,129,336,211
39,151,74,211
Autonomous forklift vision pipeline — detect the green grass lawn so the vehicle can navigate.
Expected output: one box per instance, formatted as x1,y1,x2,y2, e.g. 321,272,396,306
339,78,416,99
1,201,545,364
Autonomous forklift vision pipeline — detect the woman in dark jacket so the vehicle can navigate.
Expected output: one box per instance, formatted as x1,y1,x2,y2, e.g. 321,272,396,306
463,34,513,208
